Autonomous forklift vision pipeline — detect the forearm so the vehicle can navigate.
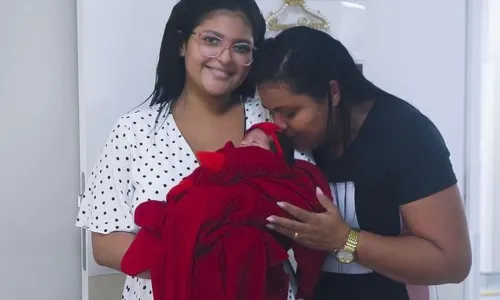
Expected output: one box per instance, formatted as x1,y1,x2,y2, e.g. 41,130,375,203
355,231,468,285
91,231,150,279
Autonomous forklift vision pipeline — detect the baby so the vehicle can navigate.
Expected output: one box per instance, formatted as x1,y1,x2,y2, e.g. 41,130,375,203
240,127,273,149
122,122,330,300
239,123,295,166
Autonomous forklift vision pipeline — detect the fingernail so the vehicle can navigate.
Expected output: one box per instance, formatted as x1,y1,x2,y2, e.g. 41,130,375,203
266,224,275,229
316,187,323,196
266,216,276,222
277,202,285,208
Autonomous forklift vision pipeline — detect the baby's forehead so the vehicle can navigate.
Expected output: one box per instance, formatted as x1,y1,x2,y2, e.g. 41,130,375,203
245,128,267,137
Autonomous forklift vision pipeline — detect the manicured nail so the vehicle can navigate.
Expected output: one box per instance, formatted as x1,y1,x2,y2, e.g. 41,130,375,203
316,187,323,196
266,216,276,222
277,202,285,208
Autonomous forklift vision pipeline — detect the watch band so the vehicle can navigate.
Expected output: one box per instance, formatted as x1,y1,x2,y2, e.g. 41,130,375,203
342,229,360,254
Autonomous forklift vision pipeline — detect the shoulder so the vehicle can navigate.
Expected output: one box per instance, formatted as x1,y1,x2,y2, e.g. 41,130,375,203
371,96,448,153
376,98,457,204
390,99,448,153
111,104,175,141
114,105,163,129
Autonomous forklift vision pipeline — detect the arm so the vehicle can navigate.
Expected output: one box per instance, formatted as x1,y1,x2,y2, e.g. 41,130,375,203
92,232,151,279
355,185,471,284
355,113,471,284
75,117,149,279
92,232,134,270
269,186,471,285
267,113,472,285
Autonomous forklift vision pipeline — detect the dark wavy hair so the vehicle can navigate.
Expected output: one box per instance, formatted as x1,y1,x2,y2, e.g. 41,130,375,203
148,0,266,116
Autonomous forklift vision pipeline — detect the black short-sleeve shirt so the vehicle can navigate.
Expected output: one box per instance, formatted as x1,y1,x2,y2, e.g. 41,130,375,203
313,96,457,300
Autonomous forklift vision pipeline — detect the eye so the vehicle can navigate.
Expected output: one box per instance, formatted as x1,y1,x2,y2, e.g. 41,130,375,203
201,35,221,46
232,43,252,54
283,110,297,119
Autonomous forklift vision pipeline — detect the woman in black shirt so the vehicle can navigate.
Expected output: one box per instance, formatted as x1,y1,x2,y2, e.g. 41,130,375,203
252,26,471,300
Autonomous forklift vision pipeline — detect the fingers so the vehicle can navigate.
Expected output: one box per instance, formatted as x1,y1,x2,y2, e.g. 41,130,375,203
266,223,295,239
266,221,314,248
276,202,314,223
266,215,310,232
316,187,336,211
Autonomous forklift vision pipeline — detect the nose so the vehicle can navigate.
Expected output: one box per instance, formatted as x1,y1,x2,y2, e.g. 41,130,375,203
273,116,287,130
218,47,232,63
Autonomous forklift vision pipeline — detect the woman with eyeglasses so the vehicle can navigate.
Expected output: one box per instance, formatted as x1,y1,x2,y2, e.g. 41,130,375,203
75,0,312,299
252,26,472,300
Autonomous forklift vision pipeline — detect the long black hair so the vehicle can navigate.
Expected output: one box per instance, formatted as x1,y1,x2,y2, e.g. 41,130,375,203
148,0,266,116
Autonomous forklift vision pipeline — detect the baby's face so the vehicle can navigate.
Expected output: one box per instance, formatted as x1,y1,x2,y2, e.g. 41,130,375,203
240,129,272,150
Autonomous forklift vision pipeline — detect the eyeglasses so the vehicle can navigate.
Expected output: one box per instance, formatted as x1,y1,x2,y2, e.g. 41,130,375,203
191,31,254,66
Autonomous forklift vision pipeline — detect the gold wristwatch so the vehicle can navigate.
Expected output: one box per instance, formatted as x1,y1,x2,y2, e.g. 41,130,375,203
335,228,360,264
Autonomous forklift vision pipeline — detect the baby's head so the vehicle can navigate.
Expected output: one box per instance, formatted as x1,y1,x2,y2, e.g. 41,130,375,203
239,123,295,166
240,128,273,150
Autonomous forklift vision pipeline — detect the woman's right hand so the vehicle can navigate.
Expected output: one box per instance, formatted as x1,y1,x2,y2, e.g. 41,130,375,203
267,187,350,252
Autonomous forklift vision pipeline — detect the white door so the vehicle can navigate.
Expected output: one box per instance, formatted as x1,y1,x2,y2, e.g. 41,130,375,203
77,1,472,299
76,1,177,299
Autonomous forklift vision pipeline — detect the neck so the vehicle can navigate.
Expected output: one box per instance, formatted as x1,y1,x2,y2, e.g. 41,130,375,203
175,81,235,116
329,101,374,157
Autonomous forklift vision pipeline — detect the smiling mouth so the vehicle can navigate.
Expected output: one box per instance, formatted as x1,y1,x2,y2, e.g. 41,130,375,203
205,66,233,79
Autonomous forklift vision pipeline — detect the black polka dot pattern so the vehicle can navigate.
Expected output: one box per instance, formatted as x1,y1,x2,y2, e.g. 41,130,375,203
76,98,310,300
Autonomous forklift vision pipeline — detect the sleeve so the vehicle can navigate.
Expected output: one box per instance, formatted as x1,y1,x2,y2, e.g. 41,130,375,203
75,116,138,234
392,113,457,205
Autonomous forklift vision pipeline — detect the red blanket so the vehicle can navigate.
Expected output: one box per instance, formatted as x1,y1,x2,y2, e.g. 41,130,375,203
121,143,330,300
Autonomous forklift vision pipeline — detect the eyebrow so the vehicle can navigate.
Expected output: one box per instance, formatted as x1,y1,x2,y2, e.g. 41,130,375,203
201,30,252,44
264,106,288,112
233,38,253,44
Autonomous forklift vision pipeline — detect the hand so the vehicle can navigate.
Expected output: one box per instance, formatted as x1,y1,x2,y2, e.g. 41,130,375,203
266,187,350,252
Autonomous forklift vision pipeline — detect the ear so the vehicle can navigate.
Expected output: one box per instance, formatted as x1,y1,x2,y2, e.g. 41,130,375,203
180,44,186,57
328,80,341,107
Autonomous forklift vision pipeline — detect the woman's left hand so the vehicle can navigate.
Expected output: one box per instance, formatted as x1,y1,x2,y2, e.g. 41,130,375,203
266,187,351,252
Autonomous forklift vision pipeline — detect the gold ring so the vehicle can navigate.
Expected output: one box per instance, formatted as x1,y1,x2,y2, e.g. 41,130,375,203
293,232,299,239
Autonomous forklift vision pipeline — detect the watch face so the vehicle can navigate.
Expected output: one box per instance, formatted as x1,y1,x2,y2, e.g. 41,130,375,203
336,250,354,263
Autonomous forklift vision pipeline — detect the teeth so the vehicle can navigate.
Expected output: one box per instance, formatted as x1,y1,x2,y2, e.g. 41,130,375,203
208,67,230,78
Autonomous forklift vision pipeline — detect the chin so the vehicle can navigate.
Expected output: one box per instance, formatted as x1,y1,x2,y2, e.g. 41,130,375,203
293,137,319,152
202,81,237,97
291,140,309,152
205,86,231,96
201,71,243,96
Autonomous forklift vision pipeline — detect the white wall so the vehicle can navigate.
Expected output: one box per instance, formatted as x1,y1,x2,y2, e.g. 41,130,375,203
0,0,81,299
479,0,500,274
